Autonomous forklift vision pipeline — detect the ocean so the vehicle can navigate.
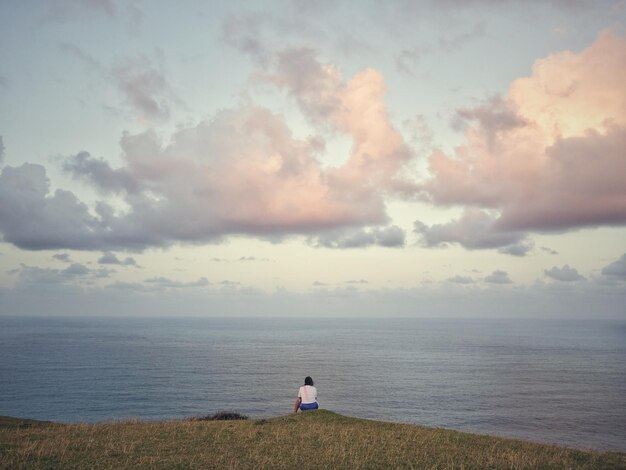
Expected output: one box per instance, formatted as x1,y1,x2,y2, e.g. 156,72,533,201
0,316,624,451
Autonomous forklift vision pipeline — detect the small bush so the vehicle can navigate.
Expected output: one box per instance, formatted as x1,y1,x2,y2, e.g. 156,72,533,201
189,411,248,421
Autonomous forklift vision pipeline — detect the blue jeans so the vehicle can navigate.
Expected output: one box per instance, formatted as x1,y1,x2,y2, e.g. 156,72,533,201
300,402,319,411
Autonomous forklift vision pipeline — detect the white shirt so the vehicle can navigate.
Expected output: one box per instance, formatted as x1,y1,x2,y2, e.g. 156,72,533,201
298,385,317,404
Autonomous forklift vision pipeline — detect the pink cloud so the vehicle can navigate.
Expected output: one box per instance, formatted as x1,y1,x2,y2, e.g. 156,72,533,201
423,31,626,232
1,88,409,250
265,47,414,193
1,46,417,251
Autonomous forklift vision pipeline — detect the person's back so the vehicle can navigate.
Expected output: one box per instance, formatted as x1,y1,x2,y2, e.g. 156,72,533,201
294,376,319,413
298,384,317,404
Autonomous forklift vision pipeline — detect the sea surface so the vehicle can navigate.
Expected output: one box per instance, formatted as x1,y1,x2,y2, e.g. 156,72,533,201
1,316,625,451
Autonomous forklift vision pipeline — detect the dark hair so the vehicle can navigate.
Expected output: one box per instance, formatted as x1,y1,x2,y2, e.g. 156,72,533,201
304,376,314,386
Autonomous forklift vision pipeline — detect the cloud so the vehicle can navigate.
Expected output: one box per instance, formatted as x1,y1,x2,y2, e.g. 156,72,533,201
316,225,405,249
396,23,485,75
498,241,534,257
0,136,4,164
423,31,626,233
111,55,173,121
485,270,512,284
59,44,177,122
1,48,416,252
221,13,269,63
63,151,139,194
45,0,116,22
14,263,91,286
0,163,110,250
601,253,626,279
414,208,527,252
544,265,585,282
144,277,209,288
107,281,150,292
98,251,138,266
260,47,415,192
52,253,71,263
446,275,475,284
453,95,528,136
438,22,486,51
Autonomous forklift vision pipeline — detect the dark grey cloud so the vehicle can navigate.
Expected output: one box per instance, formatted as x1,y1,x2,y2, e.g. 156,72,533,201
485,270,512,284
544,265,585,282
15,262,91,286
0,164,110,250
601,253,626,279
52,253,71,263
498,241,534,257
414,209,527,252
316,226,405,249
0,163,170,250
63,151,139,194
98,251,138,266
541,246,559,255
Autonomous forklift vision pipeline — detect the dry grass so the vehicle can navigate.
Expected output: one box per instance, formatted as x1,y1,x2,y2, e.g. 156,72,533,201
1,411,624,469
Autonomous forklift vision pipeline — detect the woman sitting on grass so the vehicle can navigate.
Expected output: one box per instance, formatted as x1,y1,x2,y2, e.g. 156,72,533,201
294,376,319,414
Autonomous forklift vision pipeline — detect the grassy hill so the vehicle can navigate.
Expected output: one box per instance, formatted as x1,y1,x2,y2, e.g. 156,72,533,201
1,410,624,469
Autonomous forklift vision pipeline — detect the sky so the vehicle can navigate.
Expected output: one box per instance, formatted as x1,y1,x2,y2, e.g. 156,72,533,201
0,0,625,318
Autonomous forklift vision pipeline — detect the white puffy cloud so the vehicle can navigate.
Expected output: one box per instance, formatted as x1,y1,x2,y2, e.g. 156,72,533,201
544,265,585,282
